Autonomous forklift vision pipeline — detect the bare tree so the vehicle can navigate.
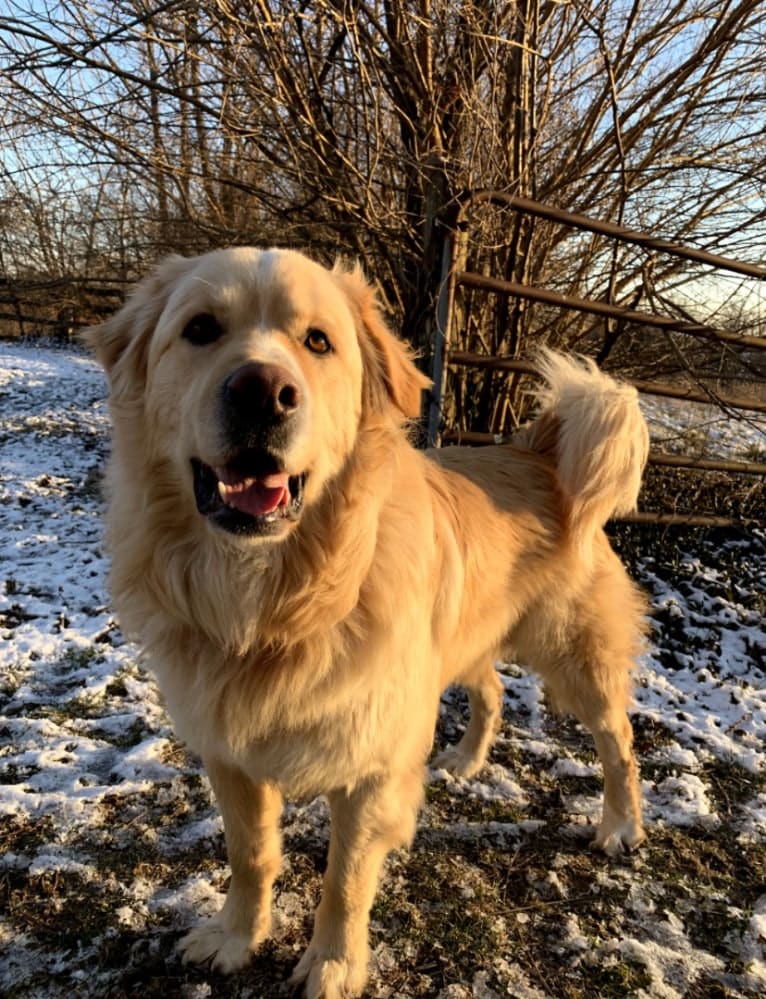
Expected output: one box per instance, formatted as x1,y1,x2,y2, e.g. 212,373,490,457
0,0,764,391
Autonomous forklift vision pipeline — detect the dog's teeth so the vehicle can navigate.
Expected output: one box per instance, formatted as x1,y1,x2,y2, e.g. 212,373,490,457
219,478,254,498
218,480,248,505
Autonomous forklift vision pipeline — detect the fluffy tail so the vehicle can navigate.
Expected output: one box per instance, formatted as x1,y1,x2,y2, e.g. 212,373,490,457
518,350,649,542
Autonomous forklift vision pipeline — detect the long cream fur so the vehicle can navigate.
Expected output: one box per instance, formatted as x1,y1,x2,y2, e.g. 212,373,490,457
86,247,649,999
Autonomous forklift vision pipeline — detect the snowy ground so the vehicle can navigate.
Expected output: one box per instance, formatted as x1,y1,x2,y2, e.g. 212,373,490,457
1,341,764,999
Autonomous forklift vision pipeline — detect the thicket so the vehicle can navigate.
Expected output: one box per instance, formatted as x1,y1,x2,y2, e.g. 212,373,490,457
1,1,764,435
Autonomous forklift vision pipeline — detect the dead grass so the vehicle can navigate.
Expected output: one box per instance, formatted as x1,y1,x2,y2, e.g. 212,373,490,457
1,738,763,998
1,523,765,997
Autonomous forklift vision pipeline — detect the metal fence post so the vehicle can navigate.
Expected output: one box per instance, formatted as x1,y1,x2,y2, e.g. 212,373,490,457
427,205,464,447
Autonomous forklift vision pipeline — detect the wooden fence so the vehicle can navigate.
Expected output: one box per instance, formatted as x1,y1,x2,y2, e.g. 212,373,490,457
427,192,766,528
0,277,126,341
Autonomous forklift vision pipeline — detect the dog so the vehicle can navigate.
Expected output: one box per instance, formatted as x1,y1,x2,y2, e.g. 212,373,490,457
86,247,649,999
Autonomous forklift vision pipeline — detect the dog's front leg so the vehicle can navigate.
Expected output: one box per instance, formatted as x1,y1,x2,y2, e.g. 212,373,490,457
179,760,282,972
291,769,423,999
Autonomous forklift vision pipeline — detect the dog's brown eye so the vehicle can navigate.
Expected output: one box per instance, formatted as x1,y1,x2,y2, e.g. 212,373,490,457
182,313,224,346
304,328,332,355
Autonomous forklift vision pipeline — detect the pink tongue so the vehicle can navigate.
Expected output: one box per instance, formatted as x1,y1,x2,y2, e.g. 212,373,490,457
217,472,290,517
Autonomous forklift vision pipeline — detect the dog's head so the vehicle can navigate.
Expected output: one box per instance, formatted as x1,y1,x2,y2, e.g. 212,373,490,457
85,248,429,542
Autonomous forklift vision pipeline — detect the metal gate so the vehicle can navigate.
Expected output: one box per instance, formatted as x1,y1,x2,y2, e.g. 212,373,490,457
428,192,766,527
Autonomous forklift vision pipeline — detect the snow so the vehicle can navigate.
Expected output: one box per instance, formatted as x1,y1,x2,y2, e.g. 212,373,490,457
640,394,766,461
1,341,765,997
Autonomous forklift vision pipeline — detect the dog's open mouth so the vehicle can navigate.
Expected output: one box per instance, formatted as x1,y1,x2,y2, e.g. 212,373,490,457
191,451,305,536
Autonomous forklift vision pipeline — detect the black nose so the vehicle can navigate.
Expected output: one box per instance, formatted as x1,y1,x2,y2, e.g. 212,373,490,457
222,362,302,425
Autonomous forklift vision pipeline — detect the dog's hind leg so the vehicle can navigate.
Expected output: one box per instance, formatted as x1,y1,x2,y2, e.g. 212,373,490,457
179,761,282,972
544,657,645,856
433,658,503,778
291,768,423,999
585,706,645,855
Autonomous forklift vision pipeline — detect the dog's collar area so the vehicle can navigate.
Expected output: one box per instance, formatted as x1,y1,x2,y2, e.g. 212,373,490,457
191,454,305,536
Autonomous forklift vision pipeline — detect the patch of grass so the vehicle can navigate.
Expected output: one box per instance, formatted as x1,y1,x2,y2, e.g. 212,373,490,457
0,814,56,857
483,735,526,771
88,716,148,749
3,866,120,946
701,758,765,817
540,714,599,762
60,644,102,671
159,737,199,771
682,974,763,998
104,677,128,697
424,780,526,827
0,603,37,629
645,826,766,923
372,847,507,992
84,841,187,890
49,689,113,723
685,896,751,965
630,714,678,755
0,762,41,784
586,958,653,996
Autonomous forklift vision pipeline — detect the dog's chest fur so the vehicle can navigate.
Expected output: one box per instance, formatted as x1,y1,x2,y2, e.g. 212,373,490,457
141,609,438,797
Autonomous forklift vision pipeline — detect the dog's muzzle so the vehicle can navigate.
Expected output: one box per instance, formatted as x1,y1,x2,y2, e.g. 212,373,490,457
192,454,305,536
191,361,307,537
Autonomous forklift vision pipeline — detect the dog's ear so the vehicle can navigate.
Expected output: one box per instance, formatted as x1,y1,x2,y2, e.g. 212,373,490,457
335,262,431,420
82,255,191,385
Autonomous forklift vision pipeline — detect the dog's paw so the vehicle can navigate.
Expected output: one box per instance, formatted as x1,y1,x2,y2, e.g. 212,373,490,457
178,917,256,974
290,943,369,999
432,744,484,780
591,816,646,856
